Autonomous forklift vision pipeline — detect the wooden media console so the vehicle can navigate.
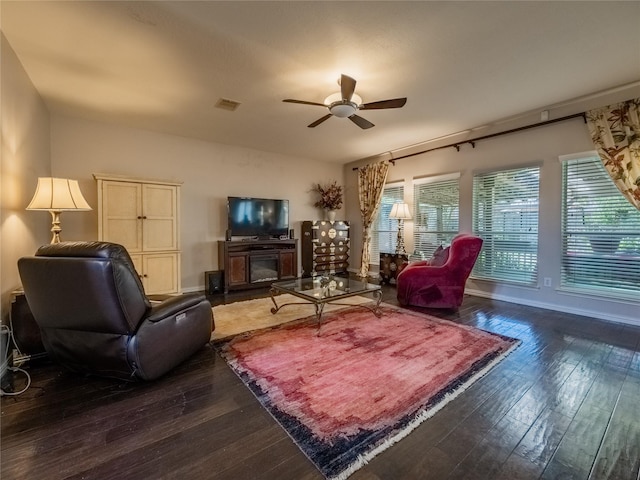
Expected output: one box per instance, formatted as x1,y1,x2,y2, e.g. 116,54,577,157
218,239,298,293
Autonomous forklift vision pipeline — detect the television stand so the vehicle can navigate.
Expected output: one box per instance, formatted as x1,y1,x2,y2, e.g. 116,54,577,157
218,239,298,293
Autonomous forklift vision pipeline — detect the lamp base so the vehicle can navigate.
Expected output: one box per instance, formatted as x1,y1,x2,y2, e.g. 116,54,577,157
49,210,62,244
395,220,407,255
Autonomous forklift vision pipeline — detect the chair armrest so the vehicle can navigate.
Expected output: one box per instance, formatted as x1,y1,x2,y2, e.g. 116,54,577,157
399,263,446,274
397,264,453,283
133,294,212,380
145,293,209,322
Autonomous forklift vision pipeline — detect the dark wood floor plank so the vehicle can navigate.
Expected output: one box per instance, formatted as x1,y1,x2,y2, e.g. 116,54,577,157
629,351,640,372
620,368,640,397
358,443,458,480
3,285,640,480
540,402,613,479
580,370,627,414
505,407,573,476
494,452,545,480
589,419,640,480
446,413,531,479
589,369,640,480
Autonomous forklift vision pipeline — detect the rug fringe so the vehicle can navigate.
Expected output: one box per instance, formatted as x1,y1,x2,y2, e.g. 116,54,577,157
328,339,522,480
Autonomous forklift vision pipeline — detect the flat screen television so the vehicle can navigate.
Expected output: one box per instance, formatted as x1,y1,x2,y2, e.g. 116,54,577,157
227,197,289,238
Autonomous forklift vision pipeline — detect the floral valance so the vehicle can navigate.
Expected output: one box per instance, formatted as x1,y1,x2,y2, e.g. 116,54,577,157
586,98,640,210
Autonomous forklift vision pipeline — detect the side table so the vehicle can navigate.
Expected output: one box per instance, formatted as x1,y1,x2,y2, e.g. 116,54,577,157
379,253,409,285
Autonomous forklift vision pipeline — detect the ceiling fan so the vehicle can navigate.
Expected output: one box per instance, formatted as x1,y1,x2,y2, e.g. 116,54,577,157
283,74,407,129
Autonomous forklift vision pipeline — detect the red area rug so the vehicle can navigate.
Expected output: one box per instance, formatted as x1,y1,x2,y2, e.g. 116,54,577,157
216,303,520,479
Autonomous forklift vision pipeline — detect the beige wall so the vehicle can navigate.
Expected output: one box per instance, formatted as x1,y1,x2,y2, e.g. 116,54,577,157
0,34,51,322
50,114,344,291
344,85,640,326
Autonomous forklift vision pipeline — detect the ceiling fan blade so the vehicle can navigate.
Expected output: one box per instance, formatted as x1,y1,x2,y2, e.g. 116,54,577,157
340,74,356,102
308,114,333,128
349,114,375,129
360,97,407,110
283,99,327,107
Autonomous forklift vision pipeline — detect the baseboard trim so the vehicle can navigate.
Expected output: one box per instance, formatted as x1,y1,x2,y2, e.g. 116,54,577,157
465,288,640,327
182,286,203,294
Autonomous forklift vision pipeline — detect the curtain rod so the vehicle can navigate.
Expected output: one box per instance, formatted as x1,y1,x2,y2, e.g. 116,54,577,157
352,112,586,171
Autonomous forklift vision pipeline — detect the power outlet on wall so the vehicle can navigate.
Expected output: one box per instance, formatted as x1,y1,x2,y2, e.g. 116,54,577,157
543,277,552,287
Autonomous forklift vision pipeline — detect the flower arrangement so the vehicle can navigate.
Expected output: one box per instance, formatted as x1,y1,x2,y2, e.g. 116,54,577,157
312,181,343,210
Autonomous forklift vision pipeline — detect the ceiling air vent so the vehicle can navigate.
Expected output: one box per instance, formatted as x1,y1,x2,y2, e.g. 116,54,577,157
215,98,241,112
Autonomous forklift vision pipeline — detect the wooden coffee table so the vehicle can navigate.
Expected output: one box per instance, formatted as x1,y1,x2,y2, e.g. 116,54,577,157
269,275,383,332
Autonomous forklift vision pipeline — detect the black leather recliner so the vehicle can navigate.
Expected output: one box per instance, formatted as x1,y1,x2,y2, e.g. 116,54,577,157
17,241,213,381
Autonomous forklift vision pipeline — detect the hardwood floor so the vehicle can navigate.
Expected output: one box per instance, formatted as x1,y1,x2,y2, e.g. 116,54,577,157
2,284,640,480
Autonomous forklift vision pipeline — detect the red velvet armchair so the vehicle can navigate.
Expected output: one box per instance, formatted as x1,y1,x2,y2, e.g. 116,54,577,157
396,233,483,309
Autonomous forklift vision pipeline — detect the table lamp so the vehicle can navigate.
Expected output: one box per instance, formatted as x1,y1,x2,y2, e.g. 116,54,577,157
389,202,411,255
26,177,92,244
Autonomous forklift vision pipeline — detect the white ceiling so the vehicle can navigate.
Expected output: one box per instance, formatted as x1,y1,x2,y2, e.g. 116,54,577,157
2,1,640,164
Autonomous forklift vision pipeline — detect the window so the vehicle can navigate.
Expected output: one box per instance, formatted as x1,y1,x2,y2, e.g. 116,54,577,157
472,166,540,284
372,183,404,263
561,153,640,297
413,175,460,258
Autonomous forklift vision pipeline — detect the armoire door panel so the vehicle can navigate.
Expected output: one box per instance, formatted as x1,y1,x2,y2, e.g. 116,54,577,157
143,218,177,251
102,182,143,252
142,253,179,294
142,184,178,251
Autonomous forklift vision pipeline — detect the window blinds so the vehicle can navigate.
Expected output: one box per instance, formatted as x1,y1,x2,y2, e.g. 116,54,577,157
561,155,640,296
372,183,404,262
412,176,460,257
472,166,540,284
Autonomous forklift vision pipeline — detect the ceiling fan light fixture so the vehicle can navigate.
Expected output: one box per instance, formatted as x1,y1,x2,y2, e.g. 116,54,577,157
324,92,362,118
330,102,357,118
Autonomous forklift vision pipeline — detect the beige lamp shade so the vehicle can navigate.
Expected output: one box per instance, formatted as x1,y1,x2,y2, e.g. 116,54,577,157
389,202,412,220
27,177,92,211
27,177,92,243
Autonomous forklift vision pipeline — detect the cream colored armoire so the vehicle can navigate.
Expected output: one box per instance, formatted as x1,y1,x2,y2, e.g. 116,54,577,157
94,174,182,294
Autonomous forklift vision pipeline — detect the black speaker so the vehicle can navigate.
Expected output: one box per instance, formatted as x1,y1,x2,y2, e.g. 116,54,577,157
225,229,232,241
289,228,295,239
11,293,46,355
205,270,223,295
1,328,12,389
